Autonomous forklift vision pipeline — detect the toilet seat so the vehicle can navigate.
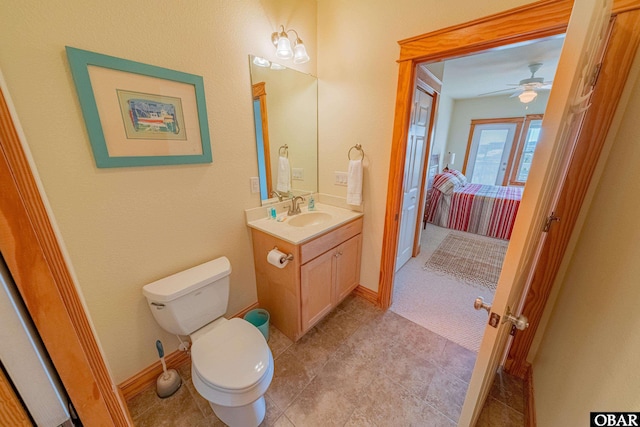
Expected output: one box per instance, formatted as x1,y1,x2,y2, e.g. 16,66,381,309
191,318,271,392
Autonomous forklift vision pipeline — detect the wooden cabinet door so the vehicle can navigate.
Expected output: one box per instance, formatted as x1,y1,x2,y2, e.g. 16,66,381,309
334,234,362,303
300,249,335,332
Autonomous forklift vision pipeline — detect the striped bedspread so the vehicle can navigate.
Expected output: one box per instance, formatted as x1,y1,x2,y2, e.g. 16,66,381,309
426,183,523,240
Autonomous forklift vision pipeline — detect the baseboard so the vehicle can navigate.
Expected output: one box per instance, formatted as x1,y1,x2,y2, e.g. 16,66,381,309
524,363,536,427
119,301,260,401
353,285,379,305
231,301,260,319
119,348,190,401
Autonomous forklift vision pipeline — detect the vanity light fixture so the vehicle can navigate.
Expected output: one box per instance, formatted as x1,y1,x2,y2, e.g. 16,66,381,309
271,25,310,64
252,56,271,68
518,89,538,104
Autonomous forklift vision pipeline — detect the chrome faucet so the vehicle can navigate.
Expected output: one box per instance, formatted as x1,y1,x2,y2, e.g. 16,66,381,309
270,190,285,202
287,196,305,215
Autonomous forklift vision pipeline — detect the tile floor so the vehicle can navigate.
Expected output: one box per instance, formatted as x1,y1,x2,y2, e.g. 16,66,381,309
127,295,524,426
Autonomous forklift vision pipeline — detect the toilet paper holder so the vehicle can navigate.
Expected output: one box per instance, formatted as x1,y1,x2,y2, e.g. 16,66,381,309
272,246,294,263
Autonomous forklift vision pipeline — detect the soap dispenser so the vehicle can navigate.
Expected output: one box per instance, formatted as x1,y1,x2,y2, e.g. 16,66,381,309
308,194,315,211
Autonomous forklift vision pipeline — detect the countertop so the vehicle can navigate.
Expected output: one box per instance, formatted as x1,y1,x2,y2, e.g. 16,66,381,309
246,203,363,245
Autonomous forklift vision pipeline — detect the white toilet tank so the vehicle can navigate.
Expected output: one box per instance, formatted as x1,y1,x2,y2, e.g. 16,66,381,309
142,257,231,335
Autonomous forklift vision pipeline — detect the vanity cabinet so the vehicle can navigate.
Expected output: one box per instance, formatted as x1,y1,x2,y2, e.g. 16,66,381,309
250,217,362,341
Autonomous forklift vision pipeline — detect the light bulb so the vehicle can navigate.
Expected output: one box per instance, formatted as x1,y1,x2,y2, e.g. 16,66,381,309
519,90,538,103
275,35,293,59
293,39,310,64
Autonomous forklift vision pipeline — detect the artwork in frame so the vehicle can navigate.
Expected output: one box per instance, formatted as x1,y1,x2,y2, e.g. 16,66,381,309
66,46,212,168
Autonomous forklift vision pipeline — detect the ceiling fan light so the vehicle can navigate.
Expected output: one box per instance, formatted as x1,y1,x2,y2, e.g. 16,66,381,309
519,90,538,103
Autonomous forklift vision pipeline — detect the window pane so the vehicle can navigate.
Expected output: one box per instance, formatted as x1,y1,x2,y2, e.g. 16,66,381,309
516,120,542,182
471,129,508,185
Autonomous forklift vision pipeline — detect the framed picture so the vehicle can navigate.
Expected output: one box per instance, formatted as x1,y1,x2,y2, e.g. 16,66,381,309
66,46,212,168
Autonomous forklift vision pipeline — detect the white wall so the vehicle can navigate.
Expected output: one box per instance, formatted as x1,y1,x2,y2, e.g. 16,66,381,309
431,93,454,169
316,0,534,292
531,47,640,425
444,92,550,171
0,0,316,383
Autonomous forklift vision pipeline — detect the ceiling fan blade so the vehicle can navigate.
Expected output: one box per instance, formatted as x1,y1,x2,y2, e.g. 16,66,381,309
477,87,519,97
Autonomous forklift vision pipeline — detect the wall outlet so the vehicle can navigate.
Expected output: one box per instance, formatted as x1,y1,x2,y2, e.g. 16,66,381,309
334,171,348,186
292,168,304,180
250,177,260,194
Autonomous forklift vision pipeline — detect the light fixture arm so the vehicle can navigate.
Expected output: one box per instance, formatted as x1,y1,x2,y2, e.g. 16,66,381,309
270,25,310,64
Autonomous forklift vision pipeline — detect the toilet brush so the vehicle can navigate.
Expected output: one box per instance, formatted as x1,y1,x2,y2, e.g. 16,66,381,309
155,340,182,398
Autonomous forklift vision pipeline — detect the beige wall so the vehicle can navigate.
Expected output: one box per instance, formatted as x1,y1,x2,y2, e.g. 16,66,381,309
316,0,534,292
0,0,316,383
531,47,640,424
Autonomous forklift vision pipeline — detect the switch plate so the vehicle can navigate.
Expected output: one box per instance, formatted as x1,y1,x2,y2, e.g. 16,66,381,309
334,171,348,186
250,177,260,194
292,168,304,180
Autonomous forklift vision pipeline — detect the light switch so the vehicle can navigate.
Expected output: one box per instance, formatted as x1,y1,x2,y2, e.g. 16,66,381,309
250,177,260,194
334,171,348,186
292,168,304,180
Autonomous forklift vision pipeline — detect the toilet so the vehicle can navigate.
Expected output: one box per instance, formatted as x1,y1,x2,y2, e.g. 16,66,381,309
142,257,273,427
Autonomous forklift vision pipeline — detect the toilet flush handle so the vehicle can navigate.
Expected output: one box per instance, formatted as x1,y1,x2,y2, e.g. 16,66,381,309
151,302,165,310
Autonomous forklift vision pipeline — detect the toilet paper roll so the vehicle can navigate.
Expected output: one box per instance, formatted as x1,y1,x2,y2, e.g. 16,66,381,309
267,249,289,269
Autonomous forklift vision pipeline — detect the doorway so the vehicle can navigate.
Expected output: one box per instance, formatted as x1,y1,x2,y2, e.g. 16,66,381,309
390,37,560,354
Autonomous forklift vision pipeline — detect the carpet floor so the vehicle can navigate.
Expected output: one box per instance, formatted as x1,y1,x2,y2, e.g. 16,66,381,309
391,224,507,352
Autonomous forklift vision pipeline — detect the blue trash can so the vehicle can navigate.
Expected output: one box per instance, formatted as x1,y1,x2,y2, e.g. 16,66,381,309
244,309,270,341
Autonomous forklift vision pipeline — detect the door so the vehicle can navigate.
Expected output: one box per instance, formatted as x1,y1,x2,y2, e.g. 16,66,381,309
300,250,335,332
458,0,611,424
396,87,433,271
334,234,363,302
465,120,520,185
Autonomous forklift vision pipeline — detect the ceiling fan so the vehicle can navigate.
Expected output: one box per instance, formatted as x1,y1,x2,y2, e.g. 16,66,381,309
478,62,553,103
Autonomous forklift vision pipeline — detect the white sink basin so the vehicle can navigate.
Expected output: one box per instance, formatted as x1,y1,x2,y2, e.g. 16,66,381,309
287,211,332,227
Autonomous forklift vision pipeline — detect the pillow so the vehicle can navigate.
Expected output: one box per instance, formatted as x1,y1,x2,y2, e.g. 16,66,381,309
448,169,467,186
432,172,460,195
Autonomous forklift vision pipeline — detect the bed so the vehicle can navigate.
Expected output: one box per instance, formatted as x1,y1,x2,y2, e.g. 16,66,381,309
425,170,523,240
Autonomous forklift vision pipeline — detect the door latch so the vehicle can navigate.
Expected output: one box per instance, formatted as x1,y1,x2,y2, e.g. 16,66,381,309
503,306,529,331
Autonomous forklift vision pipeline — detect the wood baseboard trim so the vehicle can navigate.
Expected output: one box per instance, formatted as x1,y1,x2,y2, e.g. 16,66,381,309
119,349,190,401
353,285,379,305
119,301,260,401
525,364,536,427
231,301,260,319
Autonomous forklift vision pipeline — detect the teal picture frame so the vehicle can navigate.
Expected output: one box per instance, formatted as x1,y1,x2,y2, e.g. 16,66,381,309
66,46,212,168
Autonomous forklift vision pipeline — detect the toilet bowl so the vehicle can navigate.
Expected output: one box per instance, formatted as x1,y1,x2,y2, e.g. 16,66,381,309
142,257,273,427
190,318,274,426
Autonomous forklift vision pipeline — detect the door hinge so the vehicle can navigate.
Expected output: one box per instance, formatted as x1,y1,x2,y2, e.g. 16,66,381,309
543,212,560,232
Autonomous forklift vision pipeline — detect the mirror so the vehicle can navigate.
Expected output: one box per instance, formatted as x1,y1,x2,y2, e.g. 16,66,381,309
249,55,318,204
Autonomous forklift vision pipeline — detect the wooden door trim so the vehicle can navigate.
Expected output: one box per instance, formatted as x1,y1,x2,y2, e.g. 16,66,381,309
0,366,31,426
379,1,574,310
252,82,273,196
412,88,438,257
505,8,640,378
0,87,131,425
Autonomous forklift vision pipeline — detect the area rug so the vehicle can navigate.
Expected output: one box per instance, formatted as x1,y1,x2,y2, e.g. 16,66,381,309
424,232,508,291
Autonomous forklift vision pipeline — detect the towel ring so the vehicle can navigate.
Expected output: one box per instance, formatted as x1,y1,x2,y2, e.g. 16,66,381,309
279,144,288,158
348,144,364,160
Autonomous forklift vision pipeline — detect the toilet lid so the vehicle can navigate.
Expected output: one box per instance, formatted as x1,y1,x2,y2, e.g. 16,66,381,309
191,318,271,391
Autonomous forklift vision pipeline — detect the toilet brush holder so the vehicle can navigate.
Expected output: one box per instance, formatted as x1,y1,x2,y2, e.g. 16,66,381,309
155,340,182,398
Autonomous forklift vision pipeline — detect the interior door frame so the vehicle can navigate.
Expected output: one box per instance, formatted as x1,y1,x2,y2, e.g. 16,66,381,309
411,71,440,257
0,84,131,425
378,0,640,375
